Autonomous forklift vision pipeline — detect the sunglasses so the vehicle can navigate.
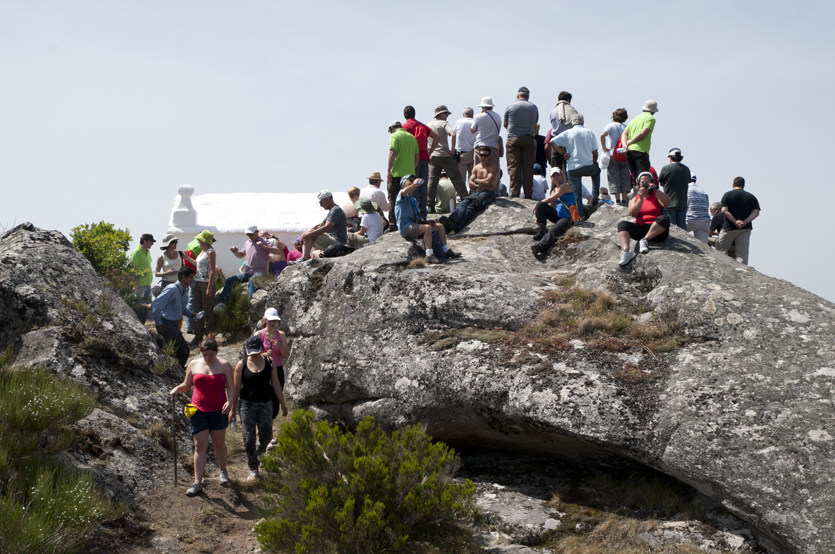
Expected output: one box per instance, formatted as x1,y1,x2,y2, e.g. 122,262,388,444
477,152,489,157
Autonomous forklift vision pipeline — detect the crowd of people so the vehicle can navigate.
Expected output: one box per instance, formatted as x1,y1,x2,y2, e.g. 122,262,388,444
129,89,763,495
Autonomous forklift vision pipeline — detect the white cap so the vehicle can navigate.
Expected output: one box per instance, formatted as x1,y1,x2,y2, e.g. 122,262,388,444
317,190,333,201
264,307,281,321
245,225,258,234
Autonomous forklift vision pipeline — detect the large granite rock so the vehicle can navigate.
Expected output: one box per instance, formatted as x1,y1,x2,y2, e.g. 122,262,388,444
259,199,835,553
0,223,189,501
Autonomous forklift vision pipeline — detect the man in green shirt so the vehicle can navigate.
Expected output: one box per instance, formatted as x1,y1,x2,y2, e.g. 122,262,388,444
435,170,457,213
386,120,419,231
621,99,658,183
129,233,156,324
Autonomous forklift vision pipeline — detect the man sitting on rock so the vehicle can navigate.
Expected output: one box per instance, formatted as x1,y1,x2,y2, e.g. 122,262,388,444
152,267,200,369
300,190,348,261
438,146,499,235
396,175,461,264
531,167,577,260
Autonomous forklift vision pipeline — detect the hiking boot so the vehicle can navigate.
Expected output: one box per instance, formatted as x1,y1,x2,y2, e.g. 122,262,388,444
426,254,444,265
444,249,462,259
219,470,231,487
213,302,225,313
185,482,203,497
532,227,546,241
437,216,455,233
639,239,649,254
591,197,599,207
531,244,547,260
247,470,259,482
618,250,637,266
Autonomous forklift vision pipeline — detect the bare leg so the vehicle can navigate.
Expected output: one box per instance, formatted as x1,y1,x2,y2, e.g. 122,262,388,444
302,238,314,260
193,431,209,484
618,230,632,251
422,230,433,252
210,429,227,471
435,225,447,246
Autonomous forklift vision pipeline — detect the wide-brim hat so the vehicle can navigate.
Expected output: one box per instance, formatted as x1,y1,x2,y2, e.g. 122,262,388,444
355,197,378,215
196,230,216,244
160,233,179,249
368,171,384,181
642,99,659,113
478,96,495,108
434,105,451,116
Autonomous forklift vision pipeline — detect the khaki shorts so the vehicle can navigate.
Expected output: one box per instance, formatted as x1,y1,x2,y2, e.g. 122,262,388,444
347,232,370,248
313,233,341,251
401,223,421,240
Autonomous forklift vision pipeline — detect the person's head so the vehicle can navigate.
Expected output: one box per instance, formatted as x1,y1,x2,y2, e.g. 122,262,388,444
388,120,402,134
403,105,416,120
196,230,215,249
612,108,628,123
478,97,494,111
244,336,263,358
400,175,416,193
160,233,178,252
139,233,156,250
668,148,683,163
636,171,655,190
476,146,491,163
317,190,335,209
463,107,474,118
368,171,384,186
549,167,562,188
262,307,281,329
642,99,659,114
177,266,194,285
440,169,448,180
293,237,302,251
517,86,530,100
200,336,219,362
558,91,572,103
571,113,584,126
709,202,721,216
433,105,451,120
533,163,545,177
245,225,260,241
348,186,361,201
733,176,745,189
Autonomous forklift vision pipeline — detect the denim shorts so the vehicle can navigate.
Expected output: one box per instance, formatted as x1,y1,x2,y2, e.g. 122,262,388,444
190,409,228,435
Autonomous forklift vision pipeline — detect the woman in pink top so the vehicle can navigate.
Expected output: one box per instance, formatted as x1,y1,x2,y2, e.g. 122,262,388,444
616,172,671,266
258,307,289,397
169,336,237,497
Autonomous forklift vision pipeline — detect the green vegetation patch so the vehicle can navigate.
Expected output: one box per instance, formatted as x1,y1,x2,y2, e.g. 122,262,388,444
214,282,251,336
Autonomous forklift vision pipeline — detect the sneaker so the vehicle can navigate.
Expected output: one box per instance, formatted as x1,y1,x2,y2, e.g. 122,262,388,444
219,470,231,486
444,249,462,259
437,216,455,233
618,250,637,266
426,254,444,265
639,239,649,254
247,470,259,482
266,438,278,450
213,302,225,313
185,482,203,497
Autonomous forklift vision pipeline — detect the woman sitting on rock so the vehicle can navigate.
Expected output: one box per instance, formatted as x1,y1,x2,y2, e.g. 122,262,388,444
169,336,236,497
531,167,577,260
617,172,671,266
232,335,288,481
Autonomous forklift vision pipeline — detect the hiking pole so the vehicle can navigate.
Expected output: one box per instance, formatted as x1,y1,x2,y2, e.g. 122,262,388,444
172,395,178,486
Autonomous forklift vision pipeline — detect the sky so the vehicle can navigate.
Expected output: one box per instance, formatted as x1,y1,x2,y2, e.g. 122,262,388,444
2,0,834,302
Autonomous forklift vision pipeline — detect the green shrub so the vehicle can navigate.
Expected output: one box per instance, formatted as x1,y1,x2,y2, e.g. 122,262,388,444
70,221,132,276
0,347,115,553
255,411,475,554
214,282,250,335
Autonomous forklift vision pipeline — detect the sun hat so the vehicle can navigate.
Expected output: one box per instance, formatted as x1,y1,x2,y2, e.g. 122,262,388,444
368,171,384,181
642,99,659,113
478,96,495,108
434,105,451,116
196,230,216,244
160,233,178,249
355,197,378,215
264,307,281,321
245,336,264,356
245,225,259,235
317,190,333,202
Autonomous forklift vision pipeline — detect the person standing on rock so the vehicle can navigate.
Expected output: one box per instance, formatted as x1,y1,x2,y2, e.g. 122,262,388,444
549,114,601,218
685,175,711,244
437,146,499,235
152,267,201,369
170,336,236,497
470,97,503,168
402,106,441,220
452,107,476,183
395,175,460,264
717,177,760,265
386,121,419,231
192,231,217,345
621,100,658,180
129,233,155,324
503,86,538,198
215,225,282,311
600,108,630,206
617,172,671,266
658,148,692,231
428,105,468,210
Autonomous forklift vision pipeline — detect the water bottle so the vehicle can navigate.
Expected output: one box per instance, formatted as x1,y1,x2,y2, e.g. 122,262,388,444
195,311,204,320
229,417,236,431
416,178,425,185
616,148,627,154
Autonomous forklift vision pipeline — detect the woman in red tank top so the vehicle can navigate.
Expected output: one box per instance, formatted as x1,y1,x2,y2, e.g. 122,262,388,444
616,172,672,266
169,336,237,497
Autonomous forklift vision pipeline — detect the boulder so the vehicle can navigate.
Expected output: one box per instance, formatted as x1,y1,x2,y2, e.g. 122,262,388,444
259,201,835,553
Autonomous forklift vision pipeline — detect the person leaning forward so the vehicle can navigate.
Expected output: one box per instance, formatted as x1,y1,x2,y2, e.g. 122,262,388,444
395,175,461,264
300,190,349,260
152,266,199,369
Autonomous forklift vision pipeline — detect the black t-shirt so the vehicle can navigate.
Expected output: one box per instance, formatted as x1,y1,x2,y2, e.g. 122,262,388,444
658,162,691,209
710,213,724,234
720,189,761,231
534,135,548,168
240,357,274,402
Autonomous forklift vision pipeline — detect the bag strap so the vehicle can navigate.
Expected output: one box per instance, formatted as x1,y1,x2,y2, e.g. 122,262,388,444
556,196,577,220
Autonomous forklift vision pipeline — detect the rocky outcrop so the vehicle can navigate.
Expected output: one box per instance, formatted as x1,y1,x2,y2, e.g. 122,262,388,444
0,223,188,501
259,199,835,553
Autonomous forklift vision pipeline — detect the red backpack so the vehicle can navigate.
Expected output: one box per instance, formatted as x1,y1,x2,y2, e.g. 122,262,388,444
612,135,627,162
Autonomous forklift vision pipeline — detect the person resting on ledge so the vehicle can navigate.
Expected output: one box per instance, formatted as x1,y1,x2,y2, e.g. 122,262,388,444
438,145,499,234
531,167,577,260
395,175,461,264
617,171,671,266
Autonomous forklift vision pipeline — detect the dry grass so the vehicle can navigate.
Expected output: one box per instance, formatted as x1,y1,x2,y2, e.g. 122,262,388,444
556,227,587,247
407,257,428,269
420,327,513,351
146,421,174,450
552,517,704,553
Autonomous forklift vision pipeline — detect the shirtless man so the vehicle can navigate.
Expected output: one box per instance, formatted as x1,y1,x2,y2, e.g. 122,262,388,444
438,145,499,234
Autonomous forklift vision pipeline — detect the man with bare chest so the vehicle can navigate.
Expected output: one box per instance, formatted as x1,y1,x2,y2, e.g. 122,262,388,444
438,146,499,234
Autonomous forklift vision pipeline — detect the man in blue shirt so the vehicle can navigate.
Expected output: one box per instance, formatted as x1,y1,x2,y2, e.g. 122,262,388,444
152,267,199,368
550,113,601,218
395,175,460,264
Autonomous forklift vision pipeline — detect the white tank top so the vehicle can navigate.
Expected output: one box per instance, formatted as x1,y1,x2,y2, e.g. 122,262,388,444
161,251,182,282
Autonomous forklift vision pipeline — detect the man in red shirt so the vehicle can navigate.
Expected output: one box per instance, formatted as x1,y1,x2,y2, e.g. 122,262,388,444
402,105,441,220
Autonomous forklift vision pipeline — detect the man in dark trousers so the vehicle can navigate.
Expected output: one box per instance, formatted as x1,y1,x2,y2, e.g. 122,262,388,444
152,267,200,368
716,177,760,265
438,145,499,234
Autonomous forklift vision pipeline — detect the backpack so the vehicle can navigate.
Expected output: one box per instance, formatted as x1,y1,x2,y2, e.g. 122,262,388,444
321,244,353,258
612,135,627,162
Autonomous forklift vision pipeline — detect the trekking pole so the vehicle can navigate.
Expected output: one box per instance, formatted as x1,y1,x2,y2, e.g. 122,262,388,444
172,396,178,486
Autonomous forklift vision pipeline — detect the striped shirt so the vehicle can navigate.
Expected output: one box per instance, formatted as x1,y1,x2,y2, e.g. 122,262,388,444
686,183,710,223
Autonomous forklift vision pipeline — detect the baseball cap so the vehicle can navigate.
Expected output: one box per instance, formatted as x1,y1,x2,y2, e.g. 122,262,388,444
317,190,333,201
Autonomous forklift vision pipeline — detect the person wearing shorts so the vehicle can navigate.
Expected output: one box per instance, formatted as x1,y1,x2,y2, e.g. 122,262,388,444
617,172,671,266
395,175,459,264
169,336,236,497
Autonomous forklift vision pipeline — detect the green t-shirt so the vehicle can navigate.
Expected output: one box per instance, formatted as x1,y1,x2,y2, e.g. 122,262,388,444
435,179,457,213
129,245,153,286
389,129,418,178
625,111,656,153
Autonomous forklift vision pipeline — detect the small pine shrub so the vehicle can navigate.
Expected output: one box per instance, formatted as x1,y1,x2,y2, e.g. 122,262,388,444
255,410,475,554
70,221,132,276
214,282,250,334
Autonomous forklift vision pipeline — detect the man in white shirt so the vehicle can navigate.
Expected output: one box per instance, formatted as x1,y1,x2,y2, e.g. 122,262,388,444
452,107,476,183
550,114,601,218
428,105,468,212
347,197,385,247
470,97,502,167
360,171,390,228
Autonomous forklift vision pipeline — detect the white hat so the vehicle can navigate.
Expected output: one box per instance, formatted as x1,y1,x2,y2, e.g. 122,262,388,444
264,307,281,321
245,225,259,234
478,96,495,108
549,167,561,177
388,120,402,129
317,190,333,201
642,99,659,113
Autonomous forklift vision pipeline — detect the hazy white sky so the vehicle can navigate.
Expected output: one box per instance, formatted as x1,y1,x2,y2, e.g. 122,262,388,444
2,0,833,302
